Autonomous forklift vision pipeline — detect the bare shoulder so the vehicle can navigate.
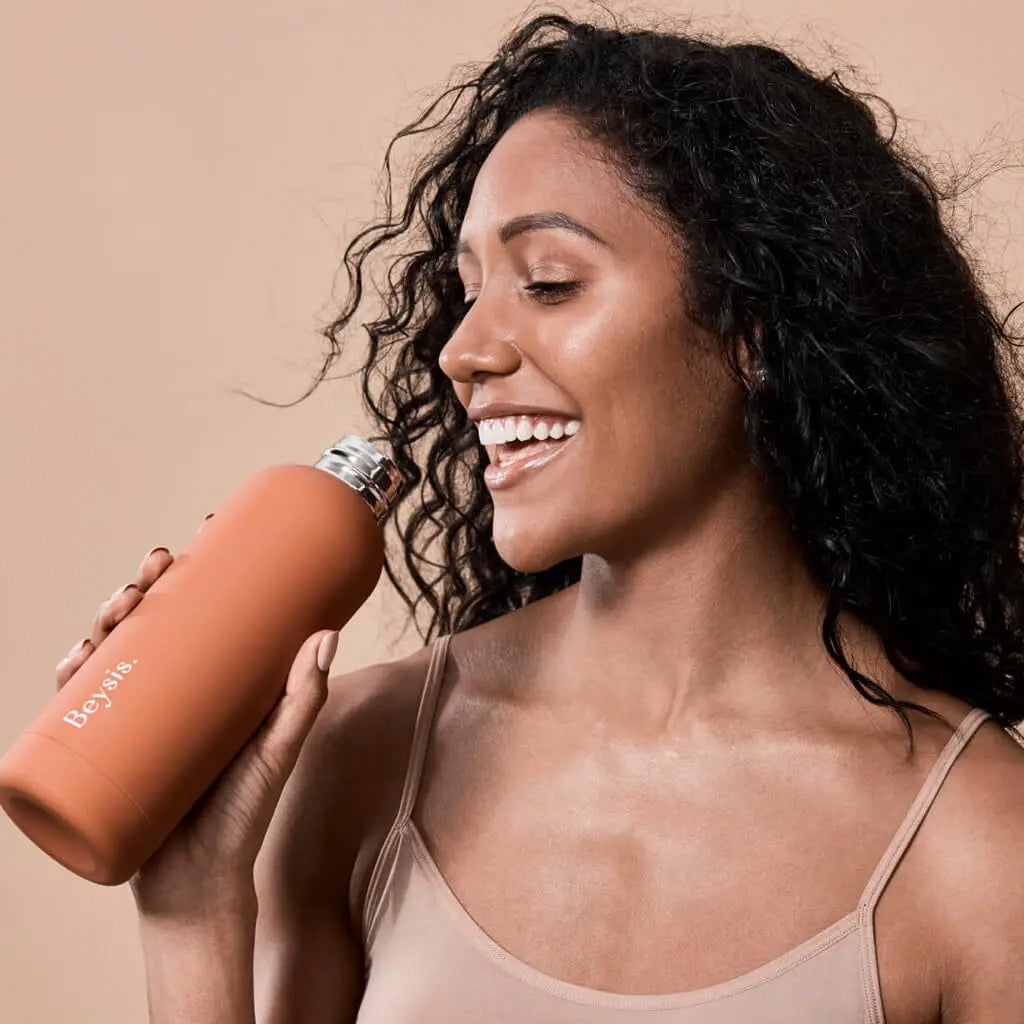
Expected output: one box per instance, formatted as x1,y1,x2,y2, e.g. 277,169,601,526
322,640,442,931
250,640,440,1022
917,709,1024,1022
253,638,440,933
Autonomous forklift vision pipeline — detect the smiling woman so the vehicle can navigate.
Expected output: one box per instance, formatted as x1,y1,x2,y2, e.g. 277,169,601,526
231,8,1024,1024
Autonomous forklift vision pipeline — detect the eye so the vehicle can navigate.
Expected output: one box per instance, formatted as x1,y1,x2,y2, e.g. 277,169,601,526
525,281,581,303
454,281,581,318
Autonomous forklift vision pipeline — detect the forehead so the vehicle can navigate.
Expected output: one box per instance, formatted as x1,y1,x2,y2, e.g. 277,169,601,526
458,110,664,251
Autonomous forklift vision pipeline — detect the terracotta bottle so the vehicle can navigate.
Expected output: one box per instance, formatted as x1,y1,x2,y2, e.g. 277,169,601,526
0,435,403,885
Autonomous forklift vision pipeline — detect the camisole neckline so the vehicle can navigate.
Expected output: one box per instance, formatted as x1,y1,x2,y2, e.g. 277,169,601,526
361,632,995,1014
399,813,862,1008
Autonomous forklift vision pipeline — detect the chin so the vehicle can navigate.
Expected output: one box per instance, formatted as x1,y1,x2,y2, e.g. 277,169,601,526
492,531,579,576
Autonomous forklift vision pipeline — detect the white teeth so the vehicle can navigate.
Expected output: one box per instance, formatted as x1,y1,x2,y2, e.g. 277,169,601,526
476,414,581,447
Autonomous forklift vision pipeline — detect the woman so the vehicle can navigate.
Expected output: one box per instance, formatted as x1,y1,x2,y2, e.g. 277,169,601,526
62,10,1024,1023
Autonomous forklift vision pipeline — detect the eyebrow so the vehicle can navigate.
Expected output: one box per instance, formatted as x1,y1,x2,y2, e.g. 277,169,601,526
455,211,608,257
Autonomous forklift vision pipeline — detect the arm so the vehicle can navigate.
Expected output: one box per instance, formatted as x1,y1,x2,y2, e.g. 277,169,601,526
134,657,416,1024
138,899,259,1024
252,660,415,1024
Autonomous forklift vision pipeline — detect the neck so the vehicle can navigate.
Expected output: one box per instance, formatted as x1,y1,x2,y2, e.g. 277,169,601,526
521,475,900,745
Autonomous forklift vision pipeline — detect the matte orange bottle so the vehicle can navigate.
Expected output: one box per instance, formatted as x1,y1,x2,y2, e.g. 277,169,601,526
0,435,403,885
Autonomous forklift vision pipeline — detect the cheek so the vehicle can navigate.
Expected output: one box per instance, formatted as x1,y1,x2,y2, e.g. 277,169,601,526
578,325,742,495
578,310,697,436
542,279,737,460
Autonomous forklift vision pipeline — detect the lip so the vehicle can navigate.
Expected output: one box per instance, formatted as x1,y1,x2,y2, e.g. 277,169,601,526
468,401,581,424
483,433,578,490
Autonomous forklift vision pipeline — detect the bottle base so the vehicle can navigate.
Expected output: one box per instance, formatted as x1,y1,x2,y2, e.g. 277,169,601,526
0,730,153,886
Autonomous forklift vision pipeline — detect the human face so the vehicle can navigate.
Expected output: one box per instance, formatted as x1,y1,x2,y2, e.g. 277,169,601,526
438,108,747,575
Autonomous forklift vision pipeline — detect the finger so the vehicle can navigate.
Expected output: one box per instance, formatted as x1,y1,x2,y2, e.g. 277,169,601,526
55,637,94,690
88,582,144,649
136,547,174,590
248,631,335,775
217,631,336,840
279,629,335,726
294,629,337,695
57,548,177,692
83,548,173,652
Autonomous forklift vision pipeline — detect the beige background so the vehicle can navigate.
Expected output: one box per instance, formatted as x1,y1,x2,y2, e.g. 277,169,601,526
1,1,1021,1019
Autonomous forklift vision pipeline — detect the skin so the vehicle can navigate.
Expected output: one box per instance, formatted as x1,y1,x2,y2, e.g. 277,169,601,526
430,107,1018,1022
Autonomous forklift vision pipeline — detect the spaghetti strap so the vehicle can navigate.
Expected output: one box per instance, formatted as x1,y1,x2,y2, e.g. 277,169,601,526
858,705,992,1024
859,705,992,913
393,632,453,830
360,633,453,946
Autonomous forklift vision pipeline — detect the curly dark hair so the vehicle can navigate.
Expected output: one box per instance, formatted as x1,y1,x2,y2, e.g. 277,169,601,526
236,7,1024,757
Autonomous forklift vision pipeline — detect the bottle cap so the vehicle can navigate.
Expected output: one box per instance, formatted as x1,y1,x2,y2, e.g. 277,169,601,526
314,436,404,524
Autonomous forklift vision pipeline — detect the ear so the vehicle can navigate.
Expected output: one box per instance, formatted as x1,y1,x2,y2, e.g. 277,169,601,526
736,319,766,384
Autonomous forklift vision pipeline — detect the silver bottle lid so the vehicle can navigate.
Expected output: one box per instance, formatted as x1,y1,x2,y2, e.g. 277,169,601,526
313,435,404,524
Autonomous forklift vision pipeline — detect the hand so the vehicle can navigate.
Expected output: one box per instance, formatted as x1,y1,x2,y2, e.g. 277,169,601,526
54,525,340,918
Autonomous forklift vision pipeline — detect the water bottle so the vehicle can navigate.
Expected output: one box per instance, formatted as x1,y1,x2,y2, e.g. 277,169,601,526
0,435,403,885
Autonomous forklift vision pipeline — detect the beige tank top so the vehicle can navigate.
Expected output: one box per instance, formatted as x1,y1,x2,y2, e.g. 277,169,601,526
356,632,993,1022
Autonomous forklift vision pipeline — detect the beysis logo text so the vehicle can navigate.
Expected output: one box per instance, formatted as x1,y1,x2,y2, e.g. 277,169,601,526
63,659,139,729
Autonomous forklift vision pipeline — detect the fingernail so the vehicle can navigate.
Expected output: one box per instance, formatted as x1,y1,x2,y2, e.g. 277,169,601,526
64,637,90,661
317,631,339,672
113,582,138,599
144,546,170,561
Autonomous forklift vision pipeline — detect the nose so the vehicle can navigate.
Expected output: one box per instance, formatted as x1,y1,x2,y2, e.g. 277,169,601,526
437,301,522,384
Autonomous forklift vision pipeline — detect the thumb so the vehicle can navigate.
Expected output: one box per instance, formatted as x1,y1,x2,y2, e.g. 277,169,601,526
283,627,337,707
245,630,337,779
199,630,338,864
